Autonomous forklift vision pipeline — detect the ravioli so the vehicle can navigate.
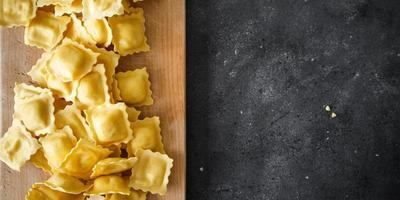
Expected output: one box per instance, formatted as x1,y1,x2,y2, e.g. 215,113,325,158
126,107,141,122
60,139,111,179
47,38,99,82
66,14,97,46
75,64,110,109
85,175,130,195
24,11,70,51
82,0,124,20
84,18,112,47
39,126,77,170
55,105,92,140
0,120,40,171
106,190,147,200
108,9,150,56
13,83,55,136
107,145,122,157
54,0,83,16
26,183,84,200
30,147,53,174
0,0,36,27
126,117,164,156
44,173,93,194
37,0,74,7
28,52,52,87
90,157,137,178
85,103,133,146
129,149,173,195
113,68,153,106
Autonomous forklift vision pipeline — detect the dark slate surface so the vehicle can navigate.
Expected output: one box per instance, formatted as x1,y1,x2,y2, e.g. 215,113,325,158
186,0,400,199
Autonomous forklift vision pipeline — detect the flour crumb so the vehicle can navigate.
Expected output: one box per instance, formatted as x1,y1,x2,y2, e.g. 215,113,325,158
331,112,337,118
199,167,204,172
305,176,309,179
324,105,331,112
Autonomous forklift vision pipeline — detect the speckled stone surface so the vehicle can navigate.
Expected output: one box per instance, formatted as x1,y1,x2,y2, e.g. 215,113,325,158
186,0,400,199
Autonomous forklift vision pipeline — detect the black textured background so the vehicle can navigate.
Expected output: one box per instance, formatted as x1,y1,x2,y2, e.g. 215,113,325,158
186,0,400,199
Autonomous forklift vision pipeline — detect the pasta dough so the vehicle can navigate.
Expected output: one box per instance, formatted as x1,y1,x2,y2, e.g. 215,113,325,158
85,175,130,195
30,148,53,174
106,190,147,200
66,14,97,46
113,68,153,106
108,9,150,56
44,173,93,194
83,18,112,47
55,0,83,16
37,0,74,7
0,0,36,27
82,0,124,20
126,107,141,122
85,103,133,146
55,105,92,140
26,183,84,200
24,11,70,51
126,117,164,156
0,120,40,171
90,157,137,178
129,149,173,195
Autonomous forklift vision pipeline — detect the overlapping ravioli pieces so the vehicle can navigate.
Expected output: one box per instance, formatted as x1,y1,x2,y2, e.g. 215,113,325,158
44,173,93,194
0,120,40,171
26,183,84,200
13,83,55,136
129,149,173,195
90,157,137,178
55,104,92,140
85,175,130,195
37,0,73,7
127,117,164,156
75,64,110,109
30,147,53,174
108,8,150,56
39,126,77,169
0,0,36,27
113,68,153,106
47,38,99,82
66,14,96,46
82,0,124,20
60,139,111,179
106,190,147,200
55,0,83,16
24,11,70,51
85,103,133,146
126,107,141,122
84,18,112,47
88,46,120,94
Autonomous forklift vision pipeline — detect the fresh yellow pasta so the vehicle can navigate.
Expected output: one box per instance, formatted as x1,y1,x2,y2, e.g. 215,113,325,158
28,52,52,87
82,0,124,20
39,126,77,169
24,11,70,51
106,190,147,200
84,18,112,47
85,175,130,195
129,149,173,195
126,117,164,156
66,14,97,46
54,0,83,16
85,103,133,146
107,145,122,157
60,139,111,179
55,104,92,140
13,83,55,136
0,0,36,27
26,183,84,200
108,9,150,56
126,107,141,122
30,147,53,174
0,120,40,171
87,195,106,200
113,68,153,106
37,0,74,7
90,157,137,178
44,173,93,194
75,64,110,109
47,38,99,82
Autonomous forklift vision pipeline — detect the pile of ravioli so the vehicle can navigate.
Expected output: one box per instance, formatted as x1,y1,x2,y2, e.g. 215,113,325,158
0,0,173,199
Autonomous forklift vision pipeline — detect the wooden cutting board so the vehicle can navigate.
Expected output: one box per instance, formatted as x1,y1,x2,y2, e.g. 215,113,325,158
0,0,186,199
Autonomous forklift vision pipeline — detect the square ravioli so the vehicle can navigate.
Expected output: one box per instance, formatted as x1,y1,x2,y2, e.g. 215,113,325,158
90,157,137,178
60,139,111,179
83,18,112,47
66,14,96,46
85,103,133,146
0,0,36,27
44,173,93,194
82,0,124,20
0,120,40,171
127,117,164,156
106,190,147,200
24,11,70,51
55,104,92,140
47,38,99,82
39,126,77,170
129,149,173,195
113,68,153,106
75,64,110,109
30,147,53,174
55,0,83,16
13,83,55,136
85,175,130,195
108,8,150,56
26,183,84,200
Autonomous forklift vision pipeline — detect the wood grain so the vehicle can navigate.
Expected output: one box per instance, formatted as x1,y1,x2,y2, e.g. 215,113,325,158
0,0,186,199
